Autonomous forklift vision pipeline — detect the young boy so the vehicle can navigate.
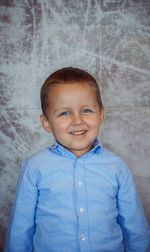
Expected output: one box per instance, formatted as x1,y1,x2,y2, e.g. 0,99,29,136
5,67,150,251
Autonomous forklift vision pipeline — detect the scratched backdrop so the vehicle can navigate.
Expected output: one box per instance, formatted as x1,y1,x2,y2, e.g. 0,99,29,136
0,0,150,249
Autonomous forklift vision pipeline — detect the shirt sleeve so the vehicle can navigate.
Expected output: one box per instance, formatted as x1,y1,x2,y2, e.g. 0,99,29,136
116,161,150,252
4,159,39,252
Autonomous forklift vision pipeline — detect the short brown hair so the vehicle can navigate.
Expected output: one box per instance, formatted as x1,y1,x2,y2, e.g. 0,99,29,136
40,67,103,117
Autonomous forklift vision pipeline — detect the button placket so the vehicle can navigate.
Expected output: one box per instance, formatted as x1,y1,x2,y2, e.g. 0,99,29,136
74,159,90,251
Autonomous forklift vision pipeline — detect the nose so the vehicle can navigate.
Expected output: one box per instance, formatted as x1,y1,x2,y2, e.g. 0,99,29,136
72,113,83,125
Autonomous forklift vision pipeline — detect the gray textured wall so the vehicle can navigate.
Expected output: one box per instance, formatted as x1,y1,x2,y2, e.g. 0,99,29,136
0,0,150,250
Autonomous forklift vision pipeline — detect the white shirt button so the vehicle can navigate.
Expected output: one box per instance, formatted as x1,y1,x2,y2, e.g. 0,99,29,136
80,207,84,213
81,234,85,241
78,181,82,186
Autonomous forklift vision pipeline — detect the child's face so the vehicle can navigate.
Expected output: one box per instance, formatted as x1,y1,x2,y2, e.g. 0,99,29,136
41,82,104,157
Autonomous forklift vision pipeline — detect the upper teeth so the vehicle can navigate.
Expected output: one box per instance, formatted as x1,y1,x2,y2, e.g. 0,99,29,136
71,131,86,135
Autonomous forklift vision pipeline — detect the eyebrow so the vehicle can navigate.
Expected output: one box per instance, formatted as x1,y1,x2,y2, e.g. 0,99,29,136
54,104,97,113
81,104,98,109
53,107,71,114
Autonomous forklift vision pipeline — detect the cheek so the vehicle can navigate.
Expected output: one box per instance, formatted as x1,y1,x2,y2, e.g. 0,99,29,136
54,120,70,133
87,117,101,129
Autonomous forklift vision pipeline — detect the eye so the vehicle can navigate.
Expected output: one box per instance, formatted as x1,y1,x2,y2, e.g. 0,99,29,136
58,111,70,117
82,108,92,113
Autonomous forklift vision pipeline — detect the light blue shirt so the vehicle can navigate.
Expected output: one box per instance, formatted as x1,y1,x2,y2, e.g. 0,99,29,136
5,140,150,252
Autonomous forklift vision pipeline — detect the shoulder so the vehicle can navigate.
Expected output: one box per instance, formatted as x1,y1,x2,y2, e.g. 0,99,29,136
101,147,127,165
99,148,136,191
18,147,58,185
21,147,56,174
25,147,52,164
99,147,131,176
101,147,121,159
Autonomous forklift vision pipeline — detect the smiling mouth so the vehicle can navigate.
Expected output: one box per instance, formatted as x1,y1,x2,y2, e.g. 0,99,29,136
70,130,87,135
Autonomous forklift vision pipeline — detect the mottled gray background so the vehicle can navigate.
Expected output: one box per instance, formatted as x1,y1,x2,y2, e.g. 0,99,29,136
0,0,150,250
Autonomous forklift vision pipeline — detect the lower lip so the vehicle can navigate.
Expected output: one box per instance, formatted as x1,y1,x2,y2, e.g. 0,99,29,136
70,131,87,136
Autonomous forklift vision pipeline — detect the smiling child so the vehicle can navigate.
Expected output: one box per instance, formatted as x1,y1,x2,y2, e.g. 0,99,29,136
5,67,150,251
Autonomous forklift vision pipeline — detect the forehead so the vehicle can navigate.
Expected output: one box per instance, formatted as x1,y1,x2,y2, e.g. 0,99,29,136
47,82,97,98
47,82,98,107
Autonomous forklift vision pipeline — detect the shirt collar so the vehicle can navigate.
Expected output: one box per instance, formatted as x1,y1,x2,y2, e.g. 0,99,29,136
49,139,102,159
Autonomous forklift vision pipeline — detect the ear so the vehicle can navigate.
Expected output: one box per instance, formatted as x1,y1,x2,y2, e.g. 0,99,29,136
40,114,52,133
99,106,104,126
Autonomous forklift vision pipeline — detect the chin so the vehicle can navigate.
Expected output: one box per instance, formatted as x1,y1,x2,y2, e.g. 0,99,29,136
70,145,91,151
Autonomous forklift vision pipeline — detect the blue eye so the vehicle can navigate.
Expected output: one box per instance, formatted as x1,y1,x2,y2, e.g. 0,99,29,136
82,109,92,113
59,111,70,116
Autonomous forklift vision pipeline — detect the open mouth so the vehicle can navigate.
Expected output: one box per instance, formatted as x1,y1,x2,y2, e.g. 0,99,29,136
70,130,87,135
